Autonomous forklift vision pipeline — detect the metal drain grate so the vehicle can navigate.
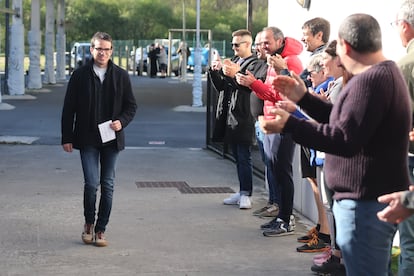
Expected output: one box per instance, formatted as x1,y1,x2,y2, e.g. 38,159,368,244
135,181,234,194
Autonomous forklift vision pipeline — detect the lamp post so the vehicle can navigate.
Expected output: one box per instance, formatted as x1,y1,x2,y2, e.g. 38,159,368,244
181,0,187,81
246,0,252,32
191,0,202,107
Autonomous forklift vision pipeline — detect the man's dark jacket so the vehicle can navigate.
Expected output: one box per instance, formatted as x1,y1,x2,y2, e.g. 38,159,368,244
61,59,137,151
209,55,266,144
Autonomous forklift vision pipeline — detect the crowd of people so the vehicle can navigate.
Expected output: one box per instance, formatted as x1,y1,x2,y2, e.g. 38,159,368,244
209,2,414,275
60,2,414,276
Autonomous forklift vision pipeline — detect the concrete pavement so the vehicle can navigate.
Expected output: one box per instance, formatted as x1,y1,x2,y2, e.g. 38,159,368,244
0,75,317,276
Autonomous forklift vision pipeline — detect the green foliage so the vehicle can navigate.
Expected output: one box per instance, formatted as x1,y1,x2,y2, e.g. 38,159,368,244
0,0,267,52
64,0,267,44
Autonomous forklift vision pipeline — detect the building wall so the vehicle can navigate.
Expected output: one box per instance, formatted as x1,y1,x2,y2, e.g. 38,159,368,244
267,0,405,223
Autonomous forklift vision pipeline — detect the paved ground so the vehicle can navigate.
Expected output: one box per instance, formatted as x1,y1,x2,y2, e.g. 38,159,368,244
0,74,318,276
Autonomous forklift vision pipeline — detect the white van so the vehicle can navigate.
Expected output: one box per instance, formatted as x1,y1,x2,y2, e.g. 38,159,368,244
70,42,91,70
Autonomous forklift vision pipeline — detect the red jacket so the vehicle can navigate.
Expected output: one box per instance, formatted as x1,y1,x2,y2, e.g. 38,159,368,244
250,37,303,119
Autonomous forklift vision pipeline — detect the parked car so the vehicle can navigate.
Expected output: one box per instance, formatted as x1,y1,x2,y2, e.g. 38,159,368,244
187,46,218,73
70,42,91,70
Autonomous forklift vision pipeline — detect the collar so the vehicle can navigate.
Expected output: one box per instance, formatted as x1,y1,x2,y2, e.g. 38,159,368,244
406,38,414,54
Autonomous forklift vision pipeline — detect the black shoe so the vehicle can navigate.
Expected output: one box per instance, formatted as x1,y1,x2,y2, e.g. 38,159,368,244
260,217,282,230
311,255,345,275
263,221,295,237
296,233,330,253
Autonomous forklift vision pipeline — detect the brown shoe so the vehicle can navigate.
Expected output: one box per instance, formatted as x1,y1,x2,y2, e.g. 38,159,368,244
296,233,330,253
258,204,279,218
82,224,94,244
297,226,318,243
95,231,108,247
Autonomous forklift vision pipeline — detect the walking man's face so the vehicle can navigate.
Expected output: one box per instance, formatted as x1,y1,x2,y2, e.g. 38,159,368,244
91,39,113,68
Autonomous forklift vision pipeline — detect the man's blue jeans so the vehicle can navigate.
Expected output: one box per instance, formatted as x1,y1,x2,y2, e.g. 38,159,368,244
255,122,278,205
398,155,414,276
333,199,397,276
263,132,283,206
231,143,252,196
399,215,414,276
80,145,119,233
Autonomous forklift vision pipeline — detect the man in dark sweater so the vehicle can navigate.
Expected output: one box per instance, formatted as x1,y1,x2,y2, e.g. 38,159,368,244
260,14,411,275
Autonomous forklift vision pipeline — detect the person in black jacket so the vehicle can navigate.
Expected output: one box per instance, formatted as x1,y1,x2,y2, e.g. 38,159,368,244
61,32,137,247
209,29,267,209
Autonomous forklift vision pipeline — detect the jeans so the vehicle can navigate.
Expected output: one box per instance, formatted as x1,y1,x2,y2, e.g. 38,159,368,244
399,215,414,276
231,143,252,196
255,121,265,163
333,199,397,276
398,156,414,276
255,121,277,205
265,133,295,222
80,145,119,233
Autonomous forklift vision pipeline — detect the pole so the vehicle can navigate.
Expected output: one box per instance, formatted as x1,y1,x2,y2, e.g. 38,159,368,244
191,0,202,107
181,0,187,81
247,0,253,32
4,0,10,94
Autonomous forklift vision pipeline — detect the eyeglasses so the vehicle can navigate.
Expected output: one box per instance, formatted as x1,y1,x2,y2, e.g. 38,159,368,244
308,70,320,75
94,47,112,53
231,41,247,48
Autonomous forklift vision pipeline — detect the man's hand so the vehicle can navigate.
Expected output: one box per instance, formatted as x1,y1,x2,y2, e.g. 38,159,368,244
276,100,297,113
267,54,287,72
272,72,307,103
222,59,240,78
236,70,256,88
409,127,414,141
377,186,414,224
110,120,123,132
62,143,73,153
258,107,290,134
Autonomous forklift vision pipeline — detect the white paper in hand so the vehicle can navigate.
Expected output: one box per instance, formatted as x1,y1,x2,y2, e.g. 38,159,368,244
98,120,116,143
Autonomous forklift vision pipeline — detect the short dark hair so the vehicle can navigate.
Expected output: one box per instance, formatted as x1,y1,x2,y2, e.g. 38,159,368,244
338,13,382,53
91,32,113,48
324,40,337,57
262,26,284,41
302,17,330,43
232,29,251,38
232,29,253,45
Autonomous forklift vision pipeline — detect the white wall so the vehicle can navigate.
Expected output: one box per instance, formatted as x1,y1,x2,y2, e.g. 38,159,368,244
268,0,405,64
268,0,406,222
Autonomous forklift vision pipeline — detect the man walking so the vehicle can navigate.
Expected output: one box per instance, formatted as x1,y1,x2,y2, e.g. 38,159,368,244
61,32,137,247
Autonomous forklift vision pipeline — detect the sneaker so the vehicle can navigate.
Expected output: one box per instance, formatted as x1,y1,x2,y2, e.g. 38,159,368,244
311,255,345,275
260,217,283,230
313,249,332,266
223,192,240,205
263,221,295,237
297,226,318,243
95,231,108,247
252,205,271,216
81,223,94,244
239,195,252,209
289,215,296,231
296,233,330,253
258,204,279,218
